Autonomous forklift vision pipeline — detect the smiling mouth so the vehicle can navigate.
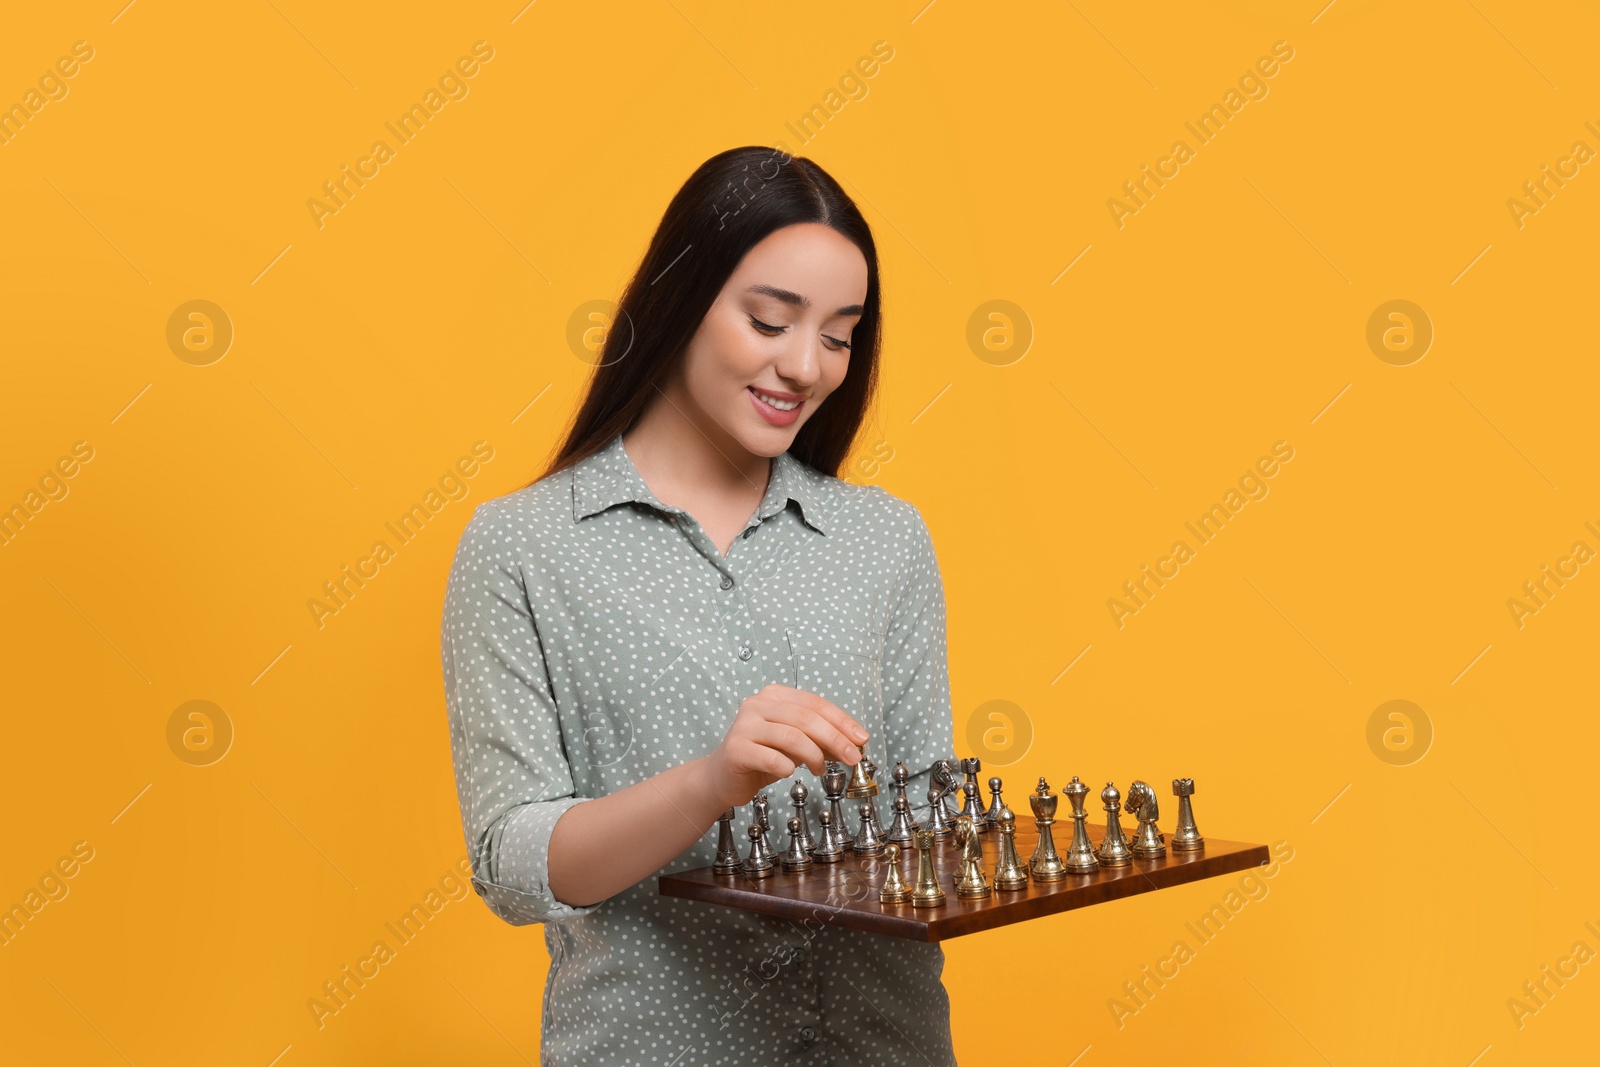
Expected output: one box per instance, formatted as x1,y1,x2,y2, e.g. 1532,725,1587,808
748,386,803,411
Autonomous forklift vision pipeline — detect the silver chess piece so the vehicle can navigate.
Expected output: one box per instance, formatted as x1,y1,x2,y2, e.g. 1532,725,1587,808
1095,782,1134,867
781,815,815,871
885,793,919,846
992,806,1029,890
1062,776,1099,874
892,759,911,809
752,791,776,857
1171,777,1205,852
958,779,989,832
810,809,845,863
854,799,886,855
926,779,954,838
1126,780,1167,859
789,779,816,855
742,822,775,877
982,776,1005,828
712,807,741,875
959,757,984,814
932,760,963,819
1028,776,1067,881
821,762,855,851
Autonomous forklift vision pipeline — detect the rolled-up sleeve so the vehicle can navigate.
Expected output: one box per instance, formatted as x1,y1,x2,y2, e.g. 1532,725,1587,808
441,502,597,927
877,498,956,823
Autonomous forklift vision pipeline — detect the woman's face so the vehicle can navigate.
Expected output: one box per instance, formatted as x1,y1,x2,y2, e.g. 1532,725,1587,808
670,222,868,458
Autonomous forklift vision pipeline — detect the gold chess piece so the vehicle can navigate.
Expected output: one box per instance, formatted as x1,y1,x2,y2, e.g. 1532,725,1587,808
911,828,946,908
992,806,1029,890
1028,776,1067,882
879,842,912,904
1062,776,1100,874
1095,782,1134,867
1126,780,1167,859
952,815,992,899
1171,777,1205,852
845,744,879,798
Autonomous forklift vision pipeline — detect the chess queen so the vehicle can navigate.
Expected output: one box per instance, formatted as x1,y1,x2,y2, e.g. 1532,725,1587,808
441,146,959,1066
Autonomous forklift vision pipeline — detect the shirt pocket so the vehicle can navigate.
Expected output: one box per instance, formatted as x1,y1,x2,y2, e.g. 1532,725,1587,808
783,624,886,740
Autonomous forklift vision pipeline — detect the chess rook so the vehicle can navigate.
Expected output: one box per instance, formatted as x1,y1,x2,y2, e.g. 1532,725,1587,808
1171,777,1205,852
712,807,741,875
911,828,946,908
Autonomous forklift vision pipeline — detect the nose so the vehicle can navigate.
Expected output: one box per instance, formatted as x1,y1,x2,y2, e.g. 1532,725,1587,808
774,331,824,390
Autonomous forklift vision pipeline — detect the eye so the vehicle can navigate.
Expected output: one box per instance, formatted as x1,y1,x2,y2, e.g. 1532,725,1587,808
823,335,852,352
748,314,785,335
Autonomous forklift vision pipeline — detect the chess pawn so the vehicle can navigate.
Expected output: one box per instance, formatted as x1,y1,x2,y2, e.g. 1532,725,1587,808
1095,782,1134,867
911,828,946,908
1028,776,1068,882
742,822,775,877
845,745,879,798
982,776,1005,828
789,779,816,855
992,806,1029,891
854,799,886,855
958,780,988,832
959,757,983,806
1126,780,1167,859
821,762,855,851
885,793,919,847
1062,776,1099,874
712,807,741,875
1171,778,1205,852
952,815,992,899
879,842,913,904
926,780,954,838
810,809,845,863
782,815,815,871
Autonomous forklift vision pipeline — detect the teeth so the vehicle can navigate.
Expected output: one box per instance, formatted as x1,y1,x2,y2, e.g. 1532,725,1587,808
752,388,799,411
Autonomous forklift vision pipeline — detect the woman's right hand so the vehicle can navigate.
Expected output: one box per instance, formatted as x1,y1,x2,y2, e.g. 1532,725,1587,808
705,684,871,811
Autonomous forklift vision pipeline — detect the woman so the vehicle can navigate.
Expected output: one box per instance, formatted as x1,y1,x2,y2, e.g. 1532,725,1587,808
441,145,958,1065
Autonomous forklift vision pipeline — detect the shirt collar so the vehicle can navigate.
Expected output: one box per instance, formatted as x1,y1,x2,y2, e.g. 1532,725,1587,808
571,431,832,535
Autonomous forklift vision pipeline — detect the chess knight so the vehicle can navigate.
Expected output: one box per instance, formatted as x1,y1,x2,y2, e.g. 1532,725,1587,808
951,815,992,898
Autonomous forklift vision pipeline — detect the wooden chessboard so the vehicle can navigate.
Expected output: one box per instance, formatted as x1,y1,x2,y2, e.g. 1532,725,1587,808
658,821,1270,942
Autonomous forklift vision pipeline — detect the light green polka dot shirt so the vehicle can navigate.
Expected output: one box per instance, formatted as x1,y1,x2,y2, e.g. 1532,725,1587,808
441,430,958,1066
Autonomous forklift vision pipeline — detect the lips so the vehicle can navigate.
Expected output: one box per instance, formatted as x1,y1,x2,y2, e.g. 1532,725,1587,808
748,386,805,427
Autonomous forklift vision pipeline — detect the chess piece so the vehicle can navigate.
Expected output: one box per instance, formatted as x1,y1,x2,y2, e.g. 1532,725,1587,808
959,757,984,815
752,791,777,857
1171,777,1205,852
926,779,954,838
1028,776,1067,882
712,807,741,874
821,762,855,850
742,822,775,877
879,842,912,904
854,799,886,855
789,779,816,855
933,760,963,819
911,828,946,908
782,815,815,871
952,815,992,898
810,809,845,863
992,806,1029,890
845,745,879,798
1062,776,1099,874
1096,782,1134,867
958,779,989,832
982,776,1005,828
892,760,911,809
885,793,919,847
1126,780,1167,859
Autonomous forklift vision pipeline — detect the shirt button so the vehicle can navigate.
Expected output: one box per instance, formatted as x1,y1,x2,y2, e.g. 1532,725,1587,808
738,645,753,661
720,575,734,590
800,1026,817,1043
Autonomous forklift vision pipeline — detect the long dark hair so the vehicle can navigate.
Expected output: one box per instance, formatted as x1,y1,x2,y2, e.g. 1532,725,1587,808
530,146,882,486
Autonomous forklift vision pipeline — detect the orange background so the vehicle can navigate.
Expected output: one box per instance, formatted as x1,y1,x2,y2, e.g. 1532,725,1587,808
2,1,1596,1064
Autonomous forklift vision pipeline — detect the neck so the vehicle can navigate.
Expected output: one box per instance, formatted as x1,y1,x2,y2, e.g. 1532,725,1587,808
622,377,771,501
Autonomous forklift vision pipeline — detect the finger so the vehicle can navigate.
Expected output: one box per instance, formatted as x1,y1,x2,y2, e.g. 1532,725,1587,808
746,719,829,777
772,688,870,748
758,700,863,766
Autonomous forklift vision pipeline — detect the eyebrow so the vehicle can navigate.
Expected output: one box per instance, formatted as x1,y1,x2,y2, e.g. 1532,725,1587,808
746,284,864,317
